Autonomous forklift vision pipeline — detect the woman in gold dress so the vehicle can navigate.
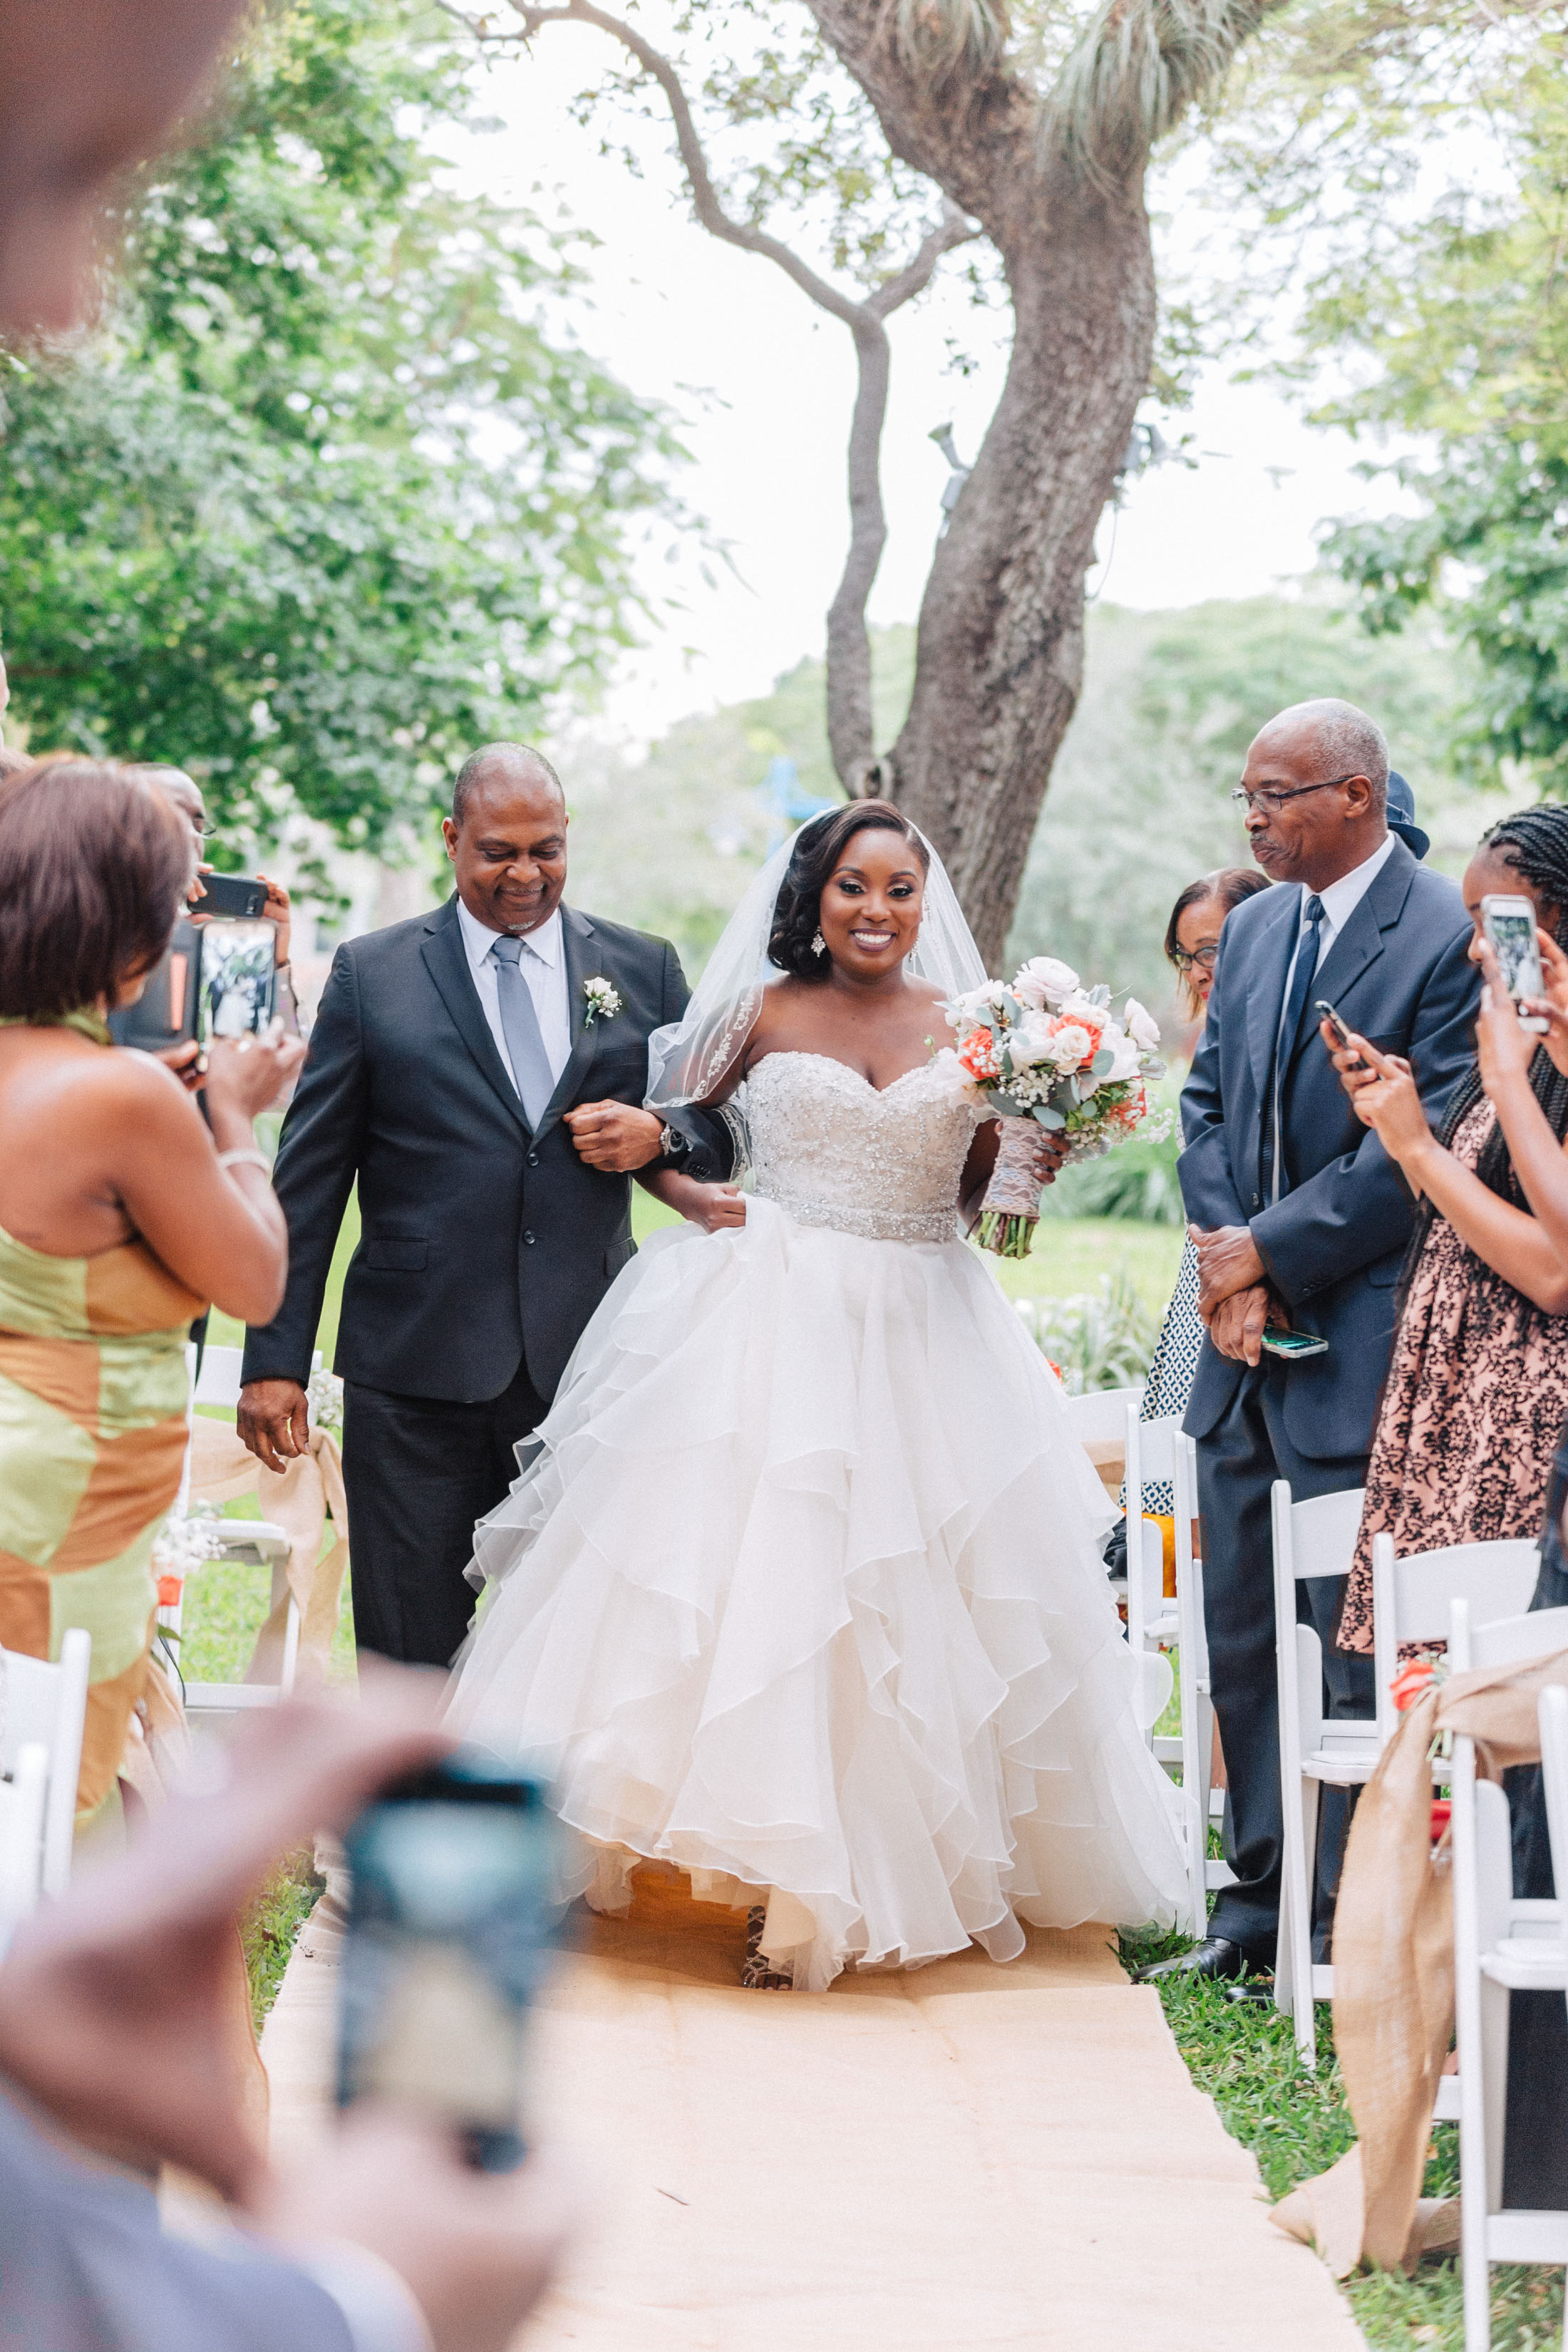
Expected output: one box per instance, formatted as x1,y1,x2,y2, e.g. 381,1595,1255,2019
0,760,302,1825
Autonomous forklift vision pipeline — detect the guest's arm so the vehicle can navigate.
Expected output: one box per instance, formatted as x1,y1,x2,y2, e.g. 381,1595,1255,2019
1461,937,1568,1284
1247,927,1480,1307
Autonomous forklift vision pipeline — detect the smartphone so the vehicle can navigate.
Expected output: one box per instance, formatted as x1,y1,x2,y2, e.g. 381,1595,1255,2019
1480,894,1549,1033
197,918,277,1043
1261,1329,1330,1361
107,917,202,1051
337,1756,564,2171
197,872,268,919
1313,999,1362,1066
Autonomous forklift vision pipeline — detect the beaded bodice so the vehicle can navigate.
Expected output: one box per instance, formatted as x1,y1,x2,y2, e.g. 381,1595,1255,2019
739,1051,981,1244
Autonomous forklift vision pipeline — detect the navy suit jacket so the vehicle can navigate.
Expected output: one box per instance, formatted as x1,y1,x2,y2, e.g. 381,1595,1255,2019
1179,839,1480,1461
242,895,733,1406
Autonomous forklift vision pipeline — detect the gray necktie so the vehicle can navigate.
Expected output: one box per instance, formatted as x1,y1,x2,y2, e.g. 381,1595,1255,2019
490,934,556,1127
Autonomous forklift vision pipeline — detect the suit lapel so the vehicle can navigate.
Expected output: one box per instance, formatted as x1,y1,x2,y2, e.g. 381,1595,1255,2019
419,897,530,1135
1286,838,1417,1070
1245,887,1304,1109
532,907,602,1145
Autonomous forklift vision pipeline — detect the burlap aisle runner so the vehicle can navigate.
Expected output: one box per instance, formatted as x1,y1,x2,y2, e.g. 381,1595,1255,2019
187,1418,350,1686
1273,1644,1568,2274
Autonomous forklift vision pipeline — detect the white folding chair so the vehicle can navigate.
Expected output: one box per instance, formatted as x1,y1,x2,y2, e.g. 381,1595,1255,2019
163,1342,304,1711
1168,1428,1236,1936
1450,1601,1568,2349
1371,1533,1542,1749
1272,1481,1376,2068
0,1627,91,1913
1122,1413,1229,1933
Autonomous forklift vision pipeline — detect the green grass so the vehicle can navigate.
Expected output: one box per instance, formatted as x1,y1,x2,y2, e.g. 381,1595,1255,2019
242,1846,324,2032
1121,1922,1564,2348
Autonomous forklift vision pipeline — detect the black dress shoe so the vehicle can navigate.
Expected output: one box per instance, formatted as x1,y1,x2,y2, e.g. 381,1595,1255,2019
1135,1935,1253,1986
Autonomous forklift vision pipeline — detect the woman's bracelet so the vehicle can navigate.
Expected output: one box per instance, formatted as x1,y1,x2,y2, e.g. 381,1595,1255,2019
217,1147,272,1178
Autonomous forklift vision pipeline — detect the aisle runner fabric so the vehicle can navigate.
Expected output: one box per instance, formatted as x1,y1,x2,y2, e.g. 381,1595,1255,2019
262,1870,1364,2352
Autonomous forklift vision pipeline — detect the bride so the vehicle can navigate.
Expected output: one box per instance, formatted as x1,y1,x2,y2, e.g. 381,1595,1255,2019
446,801,1187,1989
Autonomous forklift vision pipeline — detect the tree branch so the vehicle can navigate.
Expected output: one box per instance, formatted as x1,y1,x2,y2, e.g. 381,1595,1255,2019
502,0,977,790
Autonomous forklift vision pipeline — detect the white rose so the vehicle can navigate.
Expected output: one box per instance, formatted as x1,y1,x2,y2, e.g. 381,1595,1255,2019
1046,1021,1095,1069
1124,996,1161,1053
1103,1028,1142,1083
1006,1015,1056,1069
929,1046,984,1106
1013,956,1079,1012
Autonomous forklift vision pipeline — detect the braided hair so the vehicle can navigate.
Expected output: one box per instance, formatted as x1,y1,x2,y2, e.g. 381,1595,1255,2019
1435,805,1568,1209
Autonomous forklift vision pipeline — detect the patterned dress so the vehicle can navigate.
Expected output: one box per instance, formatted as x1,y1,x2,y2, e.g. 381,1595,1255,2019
0,1207,203,1820
1135,1234,1202,1515
1337,1097,1568,1654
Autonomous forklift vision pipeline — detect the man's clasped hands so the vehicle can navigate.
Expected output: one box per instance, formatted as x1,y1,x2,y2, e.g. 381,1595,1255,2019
1189,922,1568,1364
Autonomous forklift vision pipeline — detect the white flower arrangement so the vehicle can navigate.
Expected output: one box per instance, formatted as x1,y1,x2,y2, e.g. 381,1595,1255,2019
150,1504,224,1600
942,956,1170,1257
307,1366,344,1436
583,976,621,1026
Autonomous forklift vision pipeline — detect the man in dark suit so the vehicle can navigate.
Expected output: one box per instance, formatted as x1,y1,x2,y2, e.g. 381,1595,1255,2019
238,743,736,1666
1143,700,1481,1986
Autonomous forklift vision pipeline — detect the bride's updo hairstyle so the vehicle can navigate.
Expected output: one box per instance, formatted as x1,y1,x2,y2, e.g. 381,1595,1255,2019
767,800,929,979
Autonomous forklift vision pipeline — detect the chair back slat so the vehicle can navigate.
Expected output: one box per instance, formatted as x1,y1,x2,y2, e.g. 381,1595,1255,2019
1465,1601,1568,1674
1285,1487,1365,1581
193,1343,247,1409
1393,1542,1541,1649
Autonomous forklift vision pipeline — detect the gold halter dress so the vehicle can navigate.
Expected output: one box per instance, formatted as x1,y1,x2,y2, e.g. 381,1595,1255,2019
0,1013,205,1819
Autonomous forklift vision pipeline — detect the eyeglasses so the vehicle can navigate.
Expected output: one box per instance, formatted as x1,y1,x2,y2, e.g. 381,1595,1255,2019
1171,944,1220,973
1230,773,1361,818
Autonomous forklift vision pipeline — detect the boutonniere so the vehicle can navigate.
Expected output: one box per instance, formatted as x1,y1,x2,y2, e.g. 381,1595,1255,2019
583,976,621,1026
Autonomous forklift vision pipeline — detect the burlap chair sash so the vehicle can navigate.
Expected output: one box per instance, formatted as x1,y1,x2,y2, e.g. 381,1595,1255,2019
1273,1643,1568,2274
187,1418,350,1688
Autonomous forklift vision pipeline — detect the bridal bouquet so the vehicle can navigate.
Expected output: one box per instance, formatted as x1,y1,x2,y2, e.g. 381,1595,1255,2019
944,956,1170,1259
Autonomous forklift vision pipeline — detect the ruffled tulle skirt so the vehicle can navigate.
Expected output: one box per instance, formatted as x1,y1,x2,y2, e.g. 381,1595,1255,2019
446,1199,1187,1989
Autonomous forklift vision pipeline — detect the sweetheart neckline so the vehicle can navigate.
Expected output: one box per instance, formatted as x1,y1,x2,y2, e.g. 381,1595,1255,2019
747,1048,943,1100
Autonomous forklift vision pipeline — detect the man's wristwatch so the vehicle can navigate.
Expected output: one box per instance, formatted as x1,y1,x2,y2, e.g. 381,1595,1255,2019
659,1122,689,1161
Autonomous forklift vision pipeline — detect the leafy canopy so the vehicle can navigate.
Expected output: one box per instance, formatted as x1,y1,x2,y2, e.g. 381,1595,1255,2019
1195,0,1568,789
0,0,686,866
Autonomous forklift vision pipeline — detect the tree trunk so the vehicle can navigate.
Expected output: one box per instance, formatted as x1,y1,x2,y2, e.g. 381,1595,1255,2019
892,173,1155,967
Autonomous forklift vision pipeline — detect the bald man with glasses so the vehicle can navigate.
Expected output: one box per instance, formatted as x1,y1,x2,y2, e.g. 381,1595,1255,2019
1140,700,1479,1991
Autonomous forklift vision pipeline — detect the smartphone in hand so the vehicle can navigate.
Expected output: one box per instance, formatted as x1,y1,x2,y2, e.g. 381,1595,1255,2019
1314,999,1363,1067
1480,894,1549,1033
337,1754,564,2172
197,872,269,919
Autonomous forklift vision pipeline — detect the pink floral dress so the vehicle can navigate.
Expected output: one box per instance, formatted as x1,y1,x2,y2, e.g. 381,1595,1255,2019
1337,1098,1568,1654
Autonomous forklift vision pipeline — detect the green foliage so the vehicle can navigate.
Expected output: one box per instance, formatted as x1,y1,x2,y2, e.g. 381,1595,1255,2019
1200,10,1568,798
1005,593,1495,1029
242,1846,324,2031
1043,1120,1185,1224
0,0,685,867
1013,1268,1161,1393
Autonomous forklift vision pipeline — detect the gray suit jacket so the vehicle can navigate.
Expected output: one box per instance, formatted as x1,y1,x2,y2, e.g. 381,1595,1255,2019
0,2086,353,2352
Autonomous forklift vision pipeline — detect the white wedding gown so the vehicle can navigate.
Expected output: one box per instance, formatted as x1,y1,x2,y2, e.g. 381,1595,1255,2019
447,1051,1187,1989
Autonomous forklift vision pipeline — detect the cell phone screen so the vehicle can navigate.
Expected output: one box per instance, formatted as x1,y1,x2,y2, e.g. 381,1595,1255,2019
337,1760,562,2171
1485,908,1545,1002
197,919,277,1043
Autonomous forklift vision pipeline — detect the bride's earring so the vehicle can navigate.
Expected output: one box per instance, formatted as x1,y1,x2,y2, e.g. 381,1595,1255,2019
811,929,826,957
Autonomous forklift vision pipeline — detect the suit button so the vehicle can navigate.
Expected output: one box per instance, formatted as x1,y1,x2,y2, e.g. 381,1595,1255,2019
522,1229,536,1247
1252,1193,1261,1208
527,1152,540,1169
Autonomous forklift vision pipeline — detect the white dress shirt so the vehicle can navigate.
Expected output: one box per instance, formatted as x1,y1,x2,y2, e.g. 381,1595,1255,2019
1299,830,1398,975
1268,831,1398,1202
455,898,572,1092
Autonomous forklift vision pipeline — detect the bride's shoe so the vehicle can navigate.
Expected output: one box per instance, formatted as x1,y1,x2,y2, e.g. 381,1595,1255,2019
741,1905,793,1990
